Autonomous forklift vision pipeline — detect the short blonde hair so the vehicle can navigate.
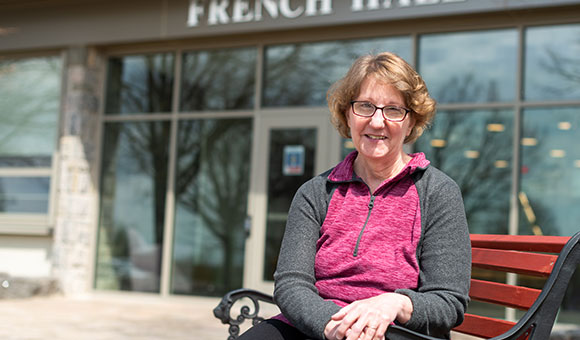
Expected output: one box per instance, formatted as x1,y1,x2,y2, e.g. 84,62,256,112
327,52,436,144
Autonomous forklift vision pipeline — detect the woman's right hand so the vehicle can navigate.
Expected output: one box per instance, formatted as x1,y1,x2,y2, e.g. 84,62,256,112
324,318,344,340
324,293,412,340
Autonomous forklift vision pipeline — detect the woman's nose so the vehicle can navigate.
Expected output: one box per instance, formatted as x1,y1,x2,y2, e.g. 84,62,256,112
369,108,386,127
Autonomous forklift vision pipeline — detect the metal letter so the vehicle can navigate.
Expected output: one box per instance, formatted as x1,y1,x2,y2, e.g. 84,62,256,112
305,0,333,16
414,0,439,5
208,0,230,25
279,0,304,18
232,0,253,22
255,0,279,21
351,0,392,11
187,0,205,27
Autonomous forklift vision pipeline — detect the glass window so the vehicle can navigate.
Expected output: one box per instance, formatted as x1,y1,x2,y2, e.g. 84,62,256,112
0,56,61,218
95,121,170,293
0,177,50,214
520,107,580,325
171,118,252,296
263,36,411,107
419,29,518,103
524,24,580,101
105,53,174,115
520,107,580,237
414,109,513,234
180,48,256,111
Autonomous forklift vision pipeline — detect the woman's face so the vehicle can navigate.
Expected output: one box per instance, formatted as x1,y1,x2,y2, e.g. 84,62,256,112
347,76,415,163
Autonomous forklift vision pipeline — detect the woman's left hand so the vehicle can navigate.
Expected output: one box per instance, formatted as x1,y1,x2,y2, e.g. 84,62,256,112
327,293,413,340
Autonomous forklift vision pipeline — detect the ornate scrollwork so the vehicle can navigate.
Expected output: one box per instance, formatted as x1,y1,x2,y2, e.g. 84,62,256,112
213,288,275,339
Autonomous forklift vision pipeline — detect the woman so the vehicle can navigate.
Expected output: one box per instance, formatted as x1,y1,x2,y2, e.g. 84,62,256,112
240,52,471,340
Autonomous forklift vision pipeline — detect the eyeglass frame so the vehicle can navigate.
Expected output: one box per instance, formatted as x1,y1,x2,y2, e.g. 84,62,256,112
350,101,411,122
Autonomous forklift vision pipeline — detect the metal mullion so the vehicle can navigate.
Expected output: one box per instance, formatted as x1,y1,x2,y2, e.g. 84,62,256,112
159,49,182,297
177,111,254,119
411,32,418,69
255,43,264,112
89,49,109,293
521,100,580,108
101,113,172,122
505,23,527,323
436,102,517,111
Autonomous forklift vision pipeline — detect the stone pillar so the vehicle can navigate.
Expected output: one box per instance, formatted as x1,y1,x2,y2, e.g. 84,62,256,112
51,46,102,295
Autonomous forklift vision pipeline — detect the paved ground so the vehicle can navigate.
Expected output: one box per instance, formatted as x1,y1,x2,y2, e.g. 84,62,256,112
0,293,236,340
0,293,577,340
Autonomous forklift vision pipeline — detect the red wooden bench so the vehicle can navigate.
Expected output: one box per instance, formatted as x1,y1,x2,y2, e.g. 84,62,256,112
214,231,580,339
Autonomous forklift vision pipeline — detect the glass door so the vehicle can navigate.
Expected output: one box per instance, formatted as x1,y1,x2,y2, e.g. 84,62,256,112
244,111,339,293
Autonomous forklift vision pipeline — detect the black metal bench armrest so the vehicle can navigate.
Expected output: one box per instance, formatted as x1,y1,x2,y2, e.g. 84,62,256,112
213,288,276,340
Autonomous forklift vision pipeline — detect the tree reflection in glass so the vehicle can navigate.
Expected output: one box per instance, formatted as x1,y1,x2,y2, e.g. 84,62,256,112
96,121,170,293
105,53,174,114
525,24,580,101
171,119,252,296
520,107,580,323
180,48,256,111
415,109,513,234
520,107,580,237
263,37,411,107
419,29,517,103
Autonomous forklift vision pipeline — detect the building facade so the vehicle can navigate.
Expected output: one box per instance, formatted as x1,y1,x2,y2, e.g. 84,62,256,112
1,0,579,326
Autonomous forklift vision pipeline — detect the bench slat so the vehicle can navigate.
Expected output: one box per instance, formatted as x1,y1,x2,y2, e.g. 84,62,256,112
472,247,558,277
470,234,568,253
453,313,516,338
469,279,541,310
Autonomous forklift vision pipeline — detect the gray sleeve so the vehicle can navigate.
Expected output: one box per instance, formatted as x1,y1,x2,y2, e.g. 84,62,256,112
396,167,471,338
273,175,341,340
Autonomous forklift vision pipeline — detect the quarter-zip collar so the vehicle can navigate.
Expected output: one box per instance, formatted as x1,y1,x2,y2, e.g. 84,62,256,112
327,151,430,185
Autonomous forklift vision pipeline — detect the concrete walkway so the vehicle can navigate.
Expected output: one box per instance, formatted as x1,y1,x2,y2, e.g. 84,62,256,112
1,293,577,340
0,293,234,340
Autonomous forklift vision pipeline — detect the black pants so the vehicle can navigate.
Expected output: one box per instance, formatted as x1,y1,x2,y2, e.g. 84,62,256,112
237,319,313,340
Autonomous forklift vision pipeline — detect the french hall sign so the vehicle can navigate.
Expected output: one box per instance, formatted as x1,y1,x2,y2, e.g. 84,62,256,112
187,0,468,27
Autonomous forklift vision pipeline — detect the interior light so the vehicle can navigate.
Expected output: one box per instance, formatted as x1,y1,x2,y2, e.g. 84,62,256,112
343,140,354,149
521,138,538,146
558,122,572,130
494,160,508,168
550,149,566,158
430,139,446,148
487,124,505,132
464,150,480,159
574,160,580,168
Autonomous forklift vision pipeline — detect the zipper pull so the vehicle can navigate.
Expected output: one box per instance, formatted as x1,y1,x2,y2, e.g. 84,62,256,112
368,195,375,209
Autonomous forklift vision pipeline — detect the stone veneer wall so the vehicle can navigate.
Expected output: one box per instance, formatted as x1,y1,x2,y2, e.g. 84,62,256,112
51,46,102,295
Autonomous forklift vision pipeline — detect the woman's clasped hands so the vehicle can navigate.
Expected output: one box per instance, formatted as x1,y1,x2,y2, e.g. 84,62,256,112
324,293,413,340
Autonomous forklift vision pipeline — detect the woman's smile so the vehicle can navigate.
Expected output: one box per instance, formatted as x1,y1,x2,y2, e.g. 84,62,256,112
365,134,388,140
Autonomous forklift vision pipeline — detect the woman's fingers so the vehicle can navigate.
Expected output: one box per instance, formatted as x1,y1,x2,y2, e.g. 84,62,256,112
337,308,363,339
374,321,389,340
361,325,378,340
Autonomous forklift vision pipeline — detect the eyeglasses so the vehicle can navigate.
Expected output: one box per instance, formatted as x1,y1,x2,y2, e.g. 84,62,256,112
350,101,410,122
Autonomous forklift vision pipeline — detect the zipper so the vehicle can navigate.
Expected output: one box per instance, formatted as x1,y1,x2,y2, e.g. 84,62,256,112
353,195,375,257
